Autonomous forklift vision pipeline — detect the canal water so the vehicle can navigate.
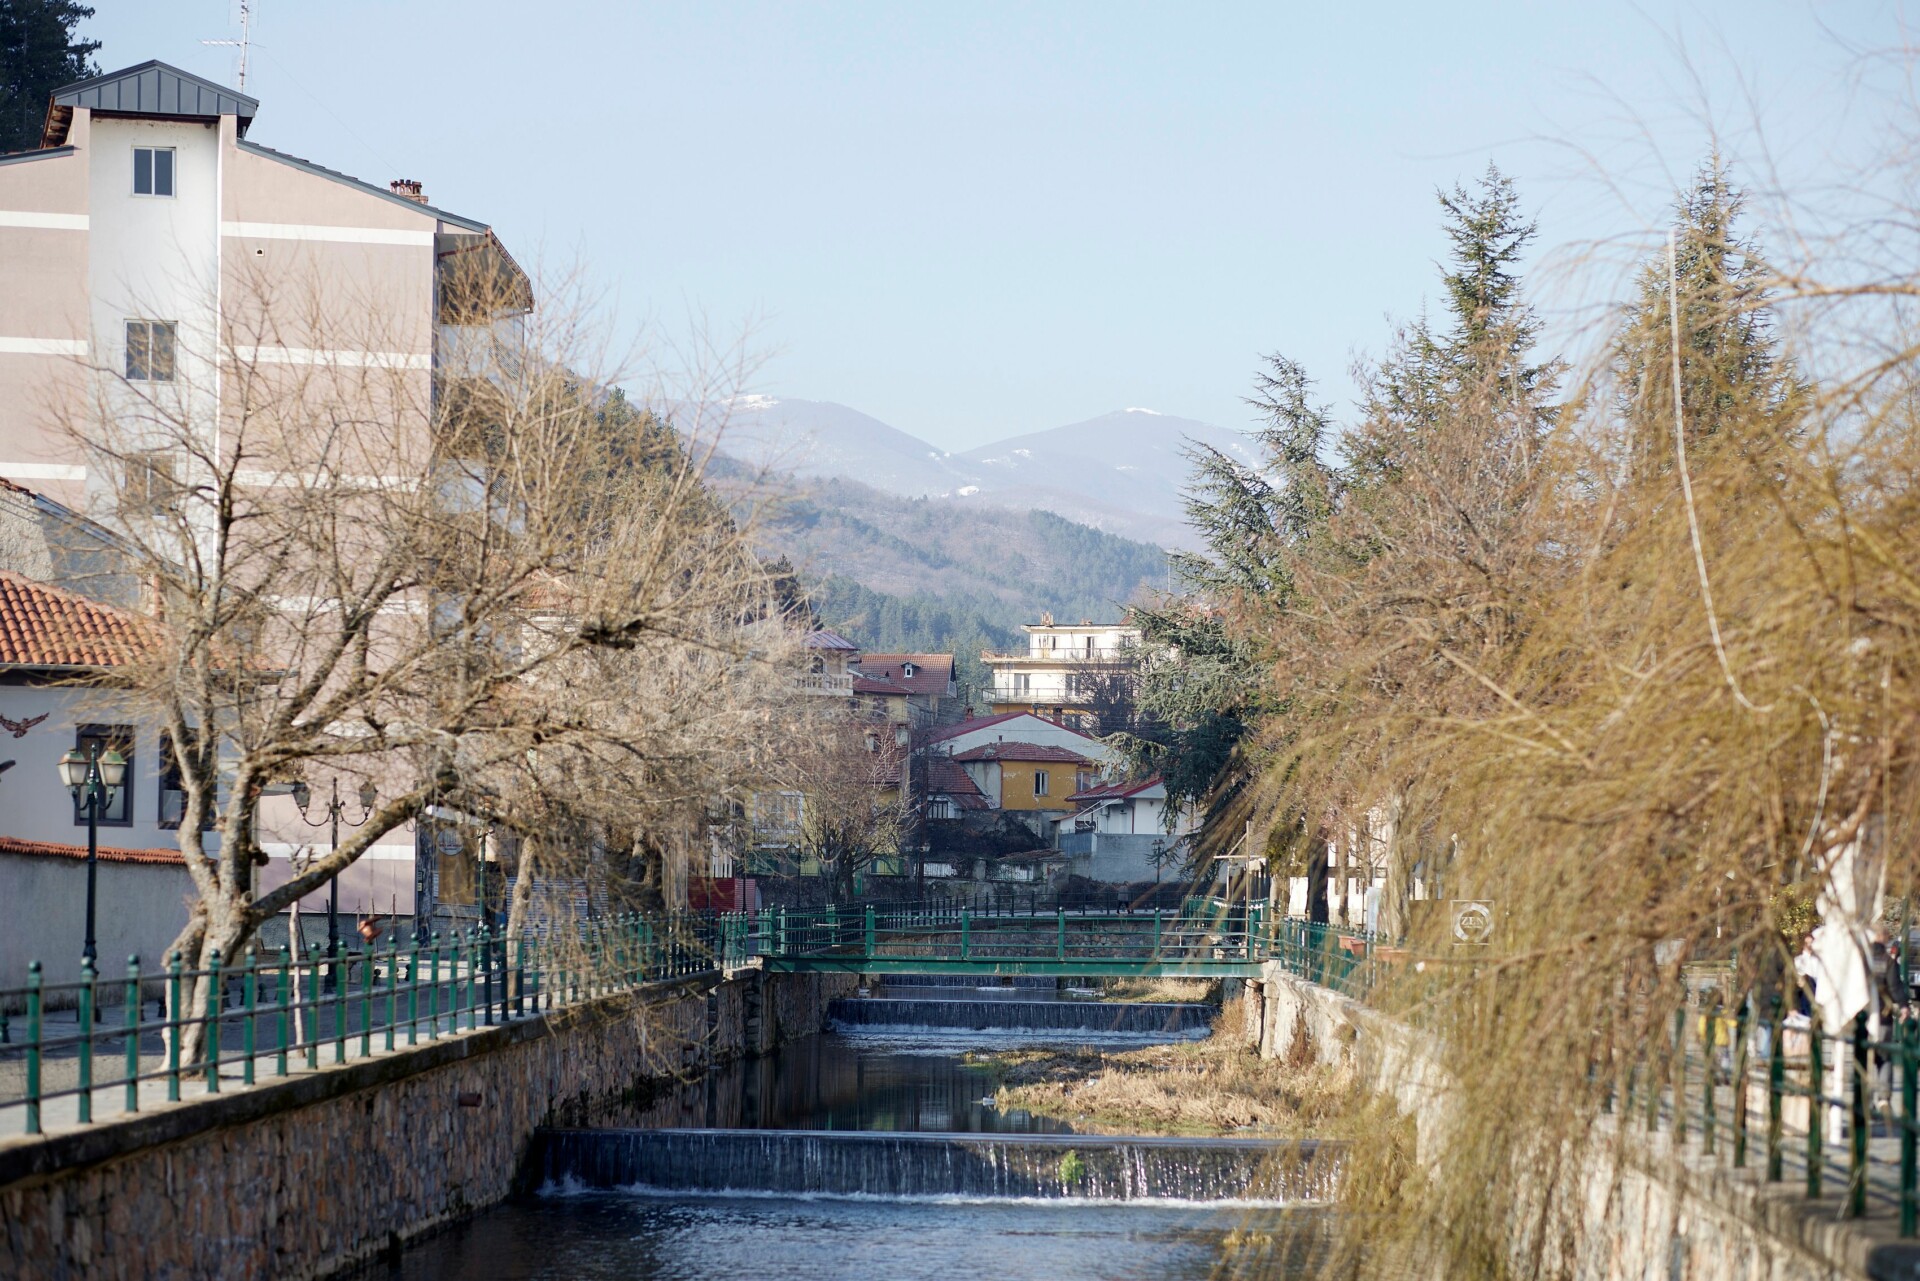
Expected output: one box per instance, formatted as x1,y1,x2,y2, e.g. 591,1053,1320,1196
368,984,1359,1280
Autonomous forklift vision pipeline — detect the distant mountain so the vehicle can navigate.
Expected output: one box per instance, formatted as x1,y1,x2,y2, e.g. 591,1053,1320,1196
709,458,1170,695
714,398,1256,549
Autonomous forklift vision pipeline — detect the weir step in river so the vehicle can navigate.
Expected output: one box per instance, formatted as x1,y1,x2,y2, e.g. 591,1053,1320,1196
829,996,1216,1034
534,1128,1340,1203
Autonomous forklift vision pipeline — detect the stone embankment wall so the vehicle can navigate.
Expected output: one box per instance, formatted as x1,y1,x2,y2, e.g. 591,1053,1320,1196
1236,964,1920,1281
0,966,854,1281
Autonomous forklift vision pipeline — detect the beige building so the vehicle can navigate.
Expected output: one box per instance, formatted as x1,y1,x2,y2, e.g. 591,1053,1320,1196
0,60,527,930
0,59,524,505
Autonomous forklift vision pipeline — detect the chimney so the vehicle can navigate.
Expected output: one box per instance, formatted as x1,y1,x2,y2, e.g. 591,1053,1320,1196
389,178,427,204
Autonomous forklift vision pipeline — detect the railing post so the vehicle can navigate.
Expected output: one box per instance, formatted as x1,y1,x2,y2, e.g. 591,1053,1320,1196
1057,907,1066,963
276,948,291,1077
1153,909,1162,961
961,909,971,962
1733,998,1750,1168
1904,1015,1918,1237
864,905,875,960
385,935,399,1052
1809,1028,1824,1199
24,961,41,1135
125,954,142,1113
1850,1011,1869,1218
1672,1004,1687,1144
426,935,440,1041
303,946,320,1069
242,949,258,1087
76,955,95,1123
166,951,183,1101
205,948,223,1093
1768,998,1784,1182
1702,1007,1716,1156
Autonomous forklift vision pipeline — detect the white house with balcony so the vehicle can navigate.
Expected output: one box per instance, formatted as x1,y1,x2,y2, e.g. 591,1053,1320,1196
983,617,1141,730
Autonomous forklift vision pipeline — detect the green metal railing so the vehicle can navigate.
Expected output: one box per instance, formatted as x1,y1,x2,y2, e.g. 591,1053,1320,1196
0,911,753,1137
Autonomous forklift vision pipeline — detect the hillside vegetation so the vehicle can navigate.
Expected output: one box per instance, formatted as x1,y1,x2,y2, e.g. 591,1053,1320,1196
726,465,1170,690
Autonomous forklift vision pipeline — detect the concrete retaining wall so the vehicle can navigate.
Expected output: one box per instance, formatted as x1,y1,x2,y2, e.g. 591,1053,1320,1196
1238,964,1920,1281
0,966,854,1281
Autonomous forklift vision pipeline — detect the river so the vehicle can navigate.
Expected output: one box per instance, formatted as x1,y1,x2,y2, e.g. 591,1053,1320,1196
364,983,1356,1280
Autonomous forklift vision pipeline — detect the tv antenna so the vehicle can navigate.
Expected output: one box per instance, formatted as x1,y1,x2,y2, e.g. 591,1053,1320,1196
202,1,256,90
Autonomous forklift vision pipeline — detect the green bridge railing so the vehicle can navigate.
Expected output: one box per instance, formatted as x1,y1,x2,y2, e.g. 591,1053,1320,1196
7,895,1914,1244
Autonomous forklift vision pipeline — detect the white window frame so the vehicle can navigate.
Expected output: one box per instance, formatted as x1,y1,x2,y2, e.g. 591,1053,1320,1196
1033,770,1050,797
132,146,176,198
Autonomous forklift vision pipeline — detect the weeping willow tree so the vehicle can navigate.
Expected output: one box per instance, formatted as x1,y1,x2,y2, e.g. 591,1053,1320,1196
1195,138,1920,1275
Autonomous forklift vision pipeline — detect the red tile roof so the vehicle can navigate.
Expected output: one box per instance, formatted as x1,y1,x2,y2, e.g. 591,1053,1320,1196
950,742,1094,765
920,711,1105,749
0,835,186,866
1067,775,1164,804
926,757,990,810
853,654,953,698
0,570,154,668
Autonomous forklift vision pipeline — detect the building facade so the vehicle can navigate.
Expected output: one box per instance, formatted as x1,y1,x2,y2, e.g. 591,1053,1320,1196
982,617,1141,729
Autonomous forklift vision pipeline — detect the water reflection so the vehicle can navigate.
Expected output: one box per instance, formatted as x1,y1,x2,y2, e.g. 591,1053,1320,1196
645,1031,1085,1134
374,1191,1344,1281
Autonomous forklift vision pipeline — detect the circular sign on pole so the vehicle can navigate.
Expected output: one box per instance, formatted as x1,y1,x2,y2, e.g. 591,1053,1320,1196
1451,899,1495,945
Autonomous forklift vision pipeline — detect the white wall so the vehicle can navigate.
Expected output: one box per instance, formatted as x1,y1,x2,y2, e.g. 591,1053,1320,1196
86,116,221,497
0,683,194,853
0,853,193,990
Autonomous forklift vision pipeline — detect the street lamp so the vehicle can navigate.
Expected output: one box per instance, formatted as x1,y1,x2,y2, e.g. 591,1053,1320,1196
59,744,127,965
292,777,376,986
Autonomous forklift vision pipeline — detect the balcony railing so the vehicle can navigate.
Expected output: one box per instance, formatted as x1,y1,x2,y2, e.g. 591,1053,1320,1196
796,672,855,695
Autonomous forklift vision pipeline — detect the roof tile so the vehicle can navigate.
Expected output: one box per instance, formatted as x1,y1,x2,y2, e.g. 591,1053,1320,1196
0,570,153,668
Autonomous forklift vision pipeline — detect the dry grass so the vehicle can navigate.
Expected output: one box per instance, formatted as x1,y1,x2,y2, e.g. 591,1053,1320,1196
968,1031,1360,1137
1063,976,1220,1004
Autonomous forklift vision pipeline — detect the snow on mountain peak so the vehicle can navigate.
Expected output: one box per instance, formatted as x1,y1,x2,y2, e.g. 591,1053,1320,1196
1124,407,1160,415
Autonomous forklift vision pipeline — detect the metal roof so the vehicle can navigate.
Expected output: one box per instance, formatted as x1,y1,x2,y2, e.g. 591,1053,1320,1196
44,61,258,146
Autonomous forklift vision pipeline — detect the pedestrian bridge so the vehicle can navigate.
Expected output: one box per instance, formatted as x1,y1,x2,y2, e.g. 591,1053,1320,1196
750,902,1384,984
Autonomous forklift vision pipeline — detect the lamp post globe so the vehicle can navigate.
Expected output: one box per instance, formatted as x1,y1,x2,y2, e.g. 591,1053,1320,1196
59,743,122,970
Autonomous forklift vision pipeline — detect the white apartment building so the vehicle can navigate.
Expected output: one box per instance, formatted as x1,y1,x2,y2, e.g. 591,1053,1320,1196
0,60,528,929
983,616,1141,727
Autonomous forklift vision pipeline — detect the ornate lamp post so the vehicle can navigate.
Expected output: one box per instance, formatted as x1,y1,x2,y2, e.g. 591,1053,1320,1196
291,777,375,986
58,744,128,965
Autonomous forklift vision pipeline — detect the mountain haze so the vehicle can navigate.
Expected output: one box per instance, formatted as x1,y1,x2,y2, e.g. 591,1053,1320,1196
717,398,1254,549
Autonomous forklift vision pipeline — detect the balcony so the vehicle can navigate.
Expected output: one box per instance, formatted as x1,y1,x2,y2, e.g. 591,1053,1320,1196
796,672,855,696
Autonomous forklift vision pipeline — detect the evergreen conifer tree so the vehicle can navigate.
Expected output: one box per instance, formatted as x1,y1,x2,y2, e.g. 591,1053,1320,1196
0,0,98,154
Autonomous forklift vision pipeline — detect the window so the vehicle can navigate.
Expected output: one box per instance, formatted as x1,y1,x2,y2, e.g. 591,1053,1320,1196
125,321,177,382
752,791,803,834
133,146,175,197
1013,673,1032,694
929,797,955,820
902,662,916,678
72,725,134,827
126,451,182,515
1033,770,1050,798
157,733,215,830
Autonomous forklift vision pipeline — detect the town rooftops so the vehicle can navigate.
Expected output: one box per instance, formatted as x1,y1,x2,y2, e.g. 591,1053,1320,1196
950,742,1094,765
42,60,258,148
853,653,953,697
0,570,153,669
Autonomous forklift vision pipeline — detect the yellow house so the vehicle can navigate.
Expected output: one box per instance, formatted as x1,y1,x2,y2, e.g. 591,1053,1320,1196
950,742,1099,815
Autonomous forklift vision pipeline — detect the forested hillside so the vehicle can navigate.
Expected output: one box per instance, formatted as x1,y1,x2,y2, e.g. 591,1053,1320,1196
721,464,1171,696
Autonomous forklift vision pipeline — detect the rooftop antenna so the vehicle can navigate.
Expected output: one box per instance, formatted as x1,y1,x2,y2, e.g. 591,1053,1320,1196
202,0,255,90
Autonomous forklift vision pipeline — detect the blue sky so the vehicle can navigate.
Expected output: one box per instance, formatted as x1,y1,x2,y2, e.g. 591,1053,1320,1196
87,2,1898,450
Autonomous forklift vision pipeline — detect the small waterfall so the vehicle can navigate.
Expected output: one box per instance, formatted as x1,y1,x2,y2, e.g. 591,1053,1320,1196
829,997,1215,1035
535,1128,1341,1203
878,974,1057,990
